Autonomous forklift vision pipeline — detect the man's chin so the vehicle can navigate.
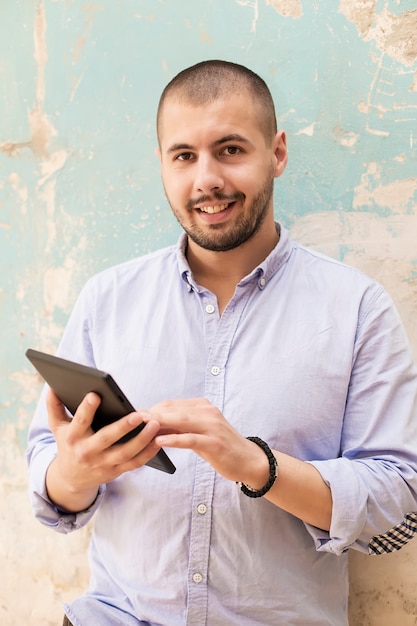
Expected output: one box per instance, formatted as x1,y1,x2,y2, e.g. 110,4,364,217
187,226,256,253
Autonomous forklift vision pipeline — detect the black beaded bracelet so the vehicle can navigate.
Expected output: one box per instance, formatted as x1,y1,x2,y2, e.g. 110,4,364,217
238,436,278,498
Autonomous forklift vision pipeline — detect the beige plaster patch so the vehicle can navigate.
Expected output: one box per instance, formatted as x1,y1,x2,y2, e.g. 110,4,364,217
353,162,417,213
8,173,29,214
372,9,417,67
43,261,79,317
266,0,303,19
0,429,91,625
296,122,317,137
340,3,417,67
349,544,417,626
333,123,360,148
339,0,377,37
0,1,56,159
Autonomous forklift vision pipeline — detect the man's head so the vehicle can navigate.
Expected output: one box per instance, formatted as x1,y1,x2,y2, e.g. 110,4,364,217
157,60,278,148
156,60,287,254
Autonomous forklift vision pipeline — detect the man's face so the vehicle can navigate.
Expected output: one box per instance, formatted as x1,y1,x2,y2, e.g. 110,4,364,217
157,91,287,253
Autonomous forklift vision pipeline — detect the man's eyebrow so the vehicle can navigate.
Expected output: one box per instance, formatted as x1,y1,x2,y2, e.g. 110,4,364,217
167,143,195,154
213,134,251,147
166,134,252,154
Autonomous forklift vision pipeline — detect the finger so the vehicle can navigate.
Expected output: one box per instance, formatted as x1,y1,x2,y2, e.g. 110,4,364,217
92,411,158,450
147,401,218,434
102,419,162,467
119,419,161,453
46,388,72,431
125,438,164,472
154,432,202,449
153,398,208,410
144,405,191,431
68,391,102,439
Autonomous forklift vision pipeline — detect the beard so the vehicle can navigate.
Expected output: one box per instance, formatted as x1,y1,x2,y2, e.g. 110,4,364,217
167,167,275,252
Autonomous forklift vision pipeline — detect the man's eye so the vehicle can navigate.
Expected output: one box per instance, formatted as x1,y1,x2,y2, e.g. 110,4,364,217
223,146,240,156
176,152,193,161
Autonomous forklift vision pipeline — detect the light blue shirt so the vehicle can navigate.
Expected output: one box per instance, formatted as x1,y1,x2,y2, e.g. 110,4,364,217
27,225,417,626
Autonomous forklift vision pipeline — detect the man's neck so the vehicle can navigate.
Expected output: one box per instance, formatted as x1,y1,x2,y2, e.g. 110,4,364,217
186,221,280,314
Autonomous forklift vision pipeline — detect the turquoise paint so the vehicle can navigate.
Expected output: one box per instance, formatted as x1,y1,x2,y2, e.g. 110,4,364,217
1,1,416,441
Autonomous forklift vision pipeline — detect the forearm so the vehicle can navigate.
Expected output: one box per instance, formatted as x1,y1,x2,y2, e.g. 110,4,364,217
46,456,100,513
248,449,333,531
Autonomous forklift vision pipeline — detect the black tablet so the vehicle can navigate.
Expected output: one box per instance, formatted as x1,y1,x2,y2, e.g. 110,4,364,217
26,348,176,475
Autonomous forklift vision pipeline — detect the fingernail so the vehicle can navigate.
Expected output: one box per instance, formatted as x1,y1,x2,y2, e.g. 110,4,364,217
137,411,151,421
127,413,141,426
87,392,99,405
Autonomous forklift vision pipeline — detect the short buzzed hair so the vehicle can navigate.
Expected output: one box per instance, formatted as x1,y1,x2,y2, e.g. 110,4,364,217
157,60,278,145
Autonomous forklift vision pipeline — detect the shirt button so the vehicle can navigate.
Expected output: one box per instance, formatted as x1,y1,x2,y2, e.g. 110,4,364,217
259,277,266,288
211,366,221,376
193,573,203,584
205,304,215,314
197,503,207,515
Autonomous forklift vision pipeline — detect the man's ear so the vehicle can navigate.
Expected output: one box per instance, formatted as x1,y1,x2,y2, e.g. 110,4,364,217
155,147,162,161
273,130,288,179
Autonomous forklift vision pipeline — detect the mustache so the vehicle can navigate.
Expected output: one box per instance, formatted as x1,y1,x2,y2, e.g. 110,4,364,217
186,192,243,210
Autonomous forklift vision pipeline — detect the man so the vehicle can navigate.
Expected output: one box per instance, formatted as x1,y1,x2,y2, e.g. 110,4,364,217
27,60,417,626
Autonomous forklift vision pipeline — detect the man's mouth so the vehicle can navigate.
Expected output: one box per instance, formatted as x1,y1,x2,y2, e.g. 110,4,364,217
198,203,230,214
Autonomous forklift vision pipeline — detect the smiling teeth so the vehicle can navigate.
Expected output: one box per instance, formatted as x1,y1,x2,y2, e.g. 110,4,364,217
199,203,228,214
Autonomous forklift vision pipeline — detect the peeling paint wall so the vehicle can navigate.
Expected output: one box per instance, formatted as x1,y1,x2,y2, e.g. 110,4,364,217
1,1,416,624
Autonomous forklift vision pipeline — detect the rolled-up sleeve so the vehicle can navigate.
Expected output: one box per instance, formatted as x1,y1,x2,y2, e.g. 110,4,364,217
306,288,417,555
27,389,107,534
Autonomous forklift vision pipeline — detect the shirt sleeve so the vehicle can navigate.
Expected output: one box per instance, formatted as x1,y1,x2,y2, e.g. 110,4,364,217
305,286,417,556
26,280,106,533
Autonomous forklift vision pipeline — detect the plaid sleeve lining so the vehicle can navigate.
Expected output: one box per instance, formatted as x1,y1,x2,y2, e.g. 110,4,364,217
368,512,417,555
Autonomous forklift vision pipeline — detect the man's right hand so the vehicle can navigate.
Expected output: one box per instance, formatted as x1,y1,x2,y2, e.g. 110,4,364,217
45,389,162,513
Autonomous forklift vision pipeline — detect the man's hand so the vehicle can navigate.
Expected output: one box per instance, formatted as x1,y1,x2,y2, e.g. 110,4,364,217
143,397,332,531
144,398,270,488
45,389,161,512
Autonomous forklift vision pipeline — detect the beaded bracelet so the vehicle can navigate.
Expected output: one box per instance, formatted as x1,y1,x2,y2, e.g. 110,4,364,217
238,436,278,498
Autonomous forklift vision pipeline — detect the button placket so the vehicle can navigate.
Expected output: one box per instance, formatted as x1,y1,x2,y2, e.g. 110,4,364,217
186,286,253,625
186,458,214,625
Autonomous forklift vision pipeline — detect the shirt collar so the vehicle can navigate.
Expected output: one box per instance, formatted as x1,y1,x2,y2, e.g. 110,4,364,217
176,222,293,292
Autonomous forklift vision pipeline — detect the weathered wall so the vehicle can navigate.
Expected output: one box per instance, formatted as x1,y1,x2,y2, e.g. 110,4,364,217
1,1,416,624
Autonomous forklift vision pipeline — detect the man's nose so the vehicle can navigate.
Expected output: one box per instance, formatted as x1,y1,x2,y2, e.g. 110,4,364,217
194,155,225,194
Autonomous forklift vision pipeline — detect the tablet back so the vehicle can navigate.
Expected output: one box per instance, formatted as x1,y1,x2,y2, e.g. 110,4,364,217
26,348,176,474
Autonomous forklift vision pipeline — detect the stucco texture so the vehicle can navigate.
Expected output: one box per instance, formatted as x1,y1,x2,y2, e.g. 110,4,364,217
1,1,416,624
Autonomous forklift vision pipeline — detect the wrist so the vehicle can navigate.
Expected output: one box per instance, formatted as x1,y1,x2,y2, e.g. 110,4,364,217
238,437,278,498
46,458,99,513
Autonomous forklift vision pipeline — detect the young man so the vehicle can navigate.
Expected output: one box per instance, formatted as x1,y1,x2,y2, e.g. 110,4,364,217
27,60,417,626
